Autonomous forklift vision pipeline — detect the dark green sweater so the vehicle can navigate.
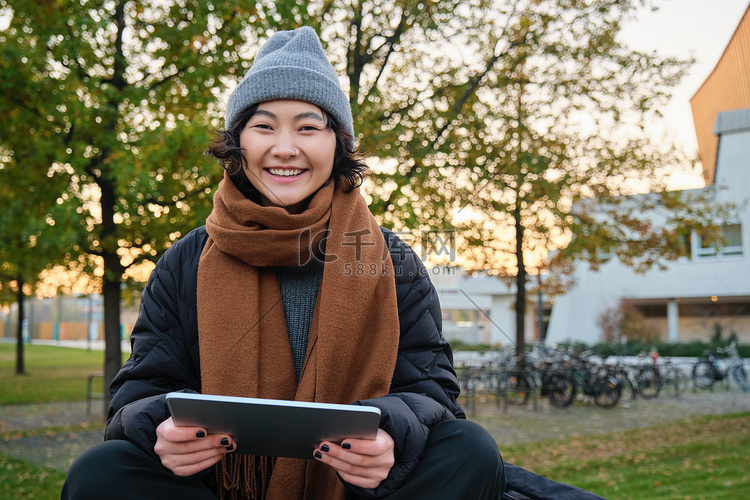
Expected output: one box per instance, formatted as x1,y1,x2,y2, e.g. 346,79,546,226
277,258,324,379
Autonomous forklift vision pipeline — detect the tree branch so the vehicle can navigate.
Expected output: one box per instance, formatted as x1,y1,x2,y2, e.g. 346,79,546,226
375,45,512,213
362,13,410,103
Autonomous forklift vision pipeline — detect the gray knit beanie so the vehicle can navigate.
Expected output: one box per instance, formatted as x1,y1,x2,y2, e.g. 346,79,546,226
225,26,354,140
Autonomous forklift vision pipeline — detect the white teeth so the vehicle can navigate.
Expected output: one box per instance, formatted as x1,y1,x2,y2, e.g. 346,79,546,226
268,168,304,177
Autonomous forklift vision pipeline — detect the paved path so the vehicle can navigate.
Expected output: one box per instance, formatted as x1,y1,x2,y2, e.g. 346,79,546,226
0,402,105,472
1,389,749,472
469,388,750,446
0,401,103,433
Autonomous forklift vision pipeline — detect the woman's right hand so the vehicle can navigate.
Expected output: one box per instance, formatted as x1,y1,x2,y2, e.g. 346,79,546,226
154,417,235,476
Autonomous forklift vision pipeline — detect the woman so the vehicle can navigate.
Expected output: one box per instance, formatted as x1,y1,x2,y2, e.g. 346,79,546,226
62,27,505,500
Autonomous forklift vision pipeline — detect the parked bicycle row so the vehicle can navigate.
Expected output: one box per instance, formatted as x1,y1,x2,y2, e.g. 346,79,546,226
454,341,749,412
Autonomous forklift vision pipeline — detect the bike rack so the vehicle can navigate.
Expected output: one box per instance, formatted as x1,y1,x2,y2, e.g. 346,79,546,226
86,371,105,418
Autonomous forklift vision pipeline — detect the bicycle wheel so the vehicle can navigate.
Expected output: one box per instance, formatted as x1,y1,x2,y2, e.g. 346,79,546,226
635,366,660,399
615,371,636,404
692,360,715,390
733,364,750,392
593,375,621,408
661,365,687,397
503,370,532,406
547,372,576,408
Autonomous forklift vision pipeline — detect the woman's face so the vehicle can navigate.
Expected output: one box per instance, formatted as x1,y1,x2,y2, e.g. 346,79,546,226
239,99,336,213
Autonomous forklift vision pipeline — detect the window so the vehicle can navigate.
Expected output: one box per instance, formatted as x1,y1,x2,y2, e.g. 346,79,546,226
680,302,750,317
635,304,668,318
694,223,743,259
677,230,692,258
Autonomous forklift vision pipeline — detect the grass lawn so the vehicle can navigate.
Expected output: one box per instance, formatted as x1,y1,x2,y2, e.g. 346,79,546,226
0,452,66,500
0,343,117,405
502,411,750,500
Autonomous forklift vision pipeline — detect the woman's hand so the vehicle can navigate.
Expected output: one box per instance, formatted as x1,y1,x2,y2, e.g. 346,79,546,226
154,417,235,477
313,428,395,489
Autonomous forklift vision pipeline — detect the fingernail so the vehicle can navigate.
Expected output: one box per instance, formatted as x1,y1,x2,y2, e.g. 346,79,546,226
221,438,229,446
321,444,329,453
226,444,235,451
342,442,351,450
196,430,206,438
314,451,322,459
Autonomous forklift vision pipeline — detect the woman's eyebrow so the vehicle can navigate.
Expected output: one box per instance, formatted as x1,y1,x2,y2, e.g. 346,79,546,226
253,109,276,119
251,109,326,122
295,111,326,122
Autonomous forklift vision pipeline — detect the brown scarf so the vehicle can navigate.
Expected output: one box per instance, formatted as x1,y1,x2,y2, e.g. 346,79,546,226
197,173,400,500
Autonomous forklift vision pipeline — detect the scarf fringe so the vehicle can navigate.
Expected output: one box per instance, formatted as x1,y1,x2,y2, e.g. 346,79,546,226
212,454,276,500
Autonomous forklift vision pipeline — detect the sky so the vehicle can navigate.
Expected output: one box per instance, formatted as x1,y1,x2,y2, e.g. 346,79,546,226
618,0,750,189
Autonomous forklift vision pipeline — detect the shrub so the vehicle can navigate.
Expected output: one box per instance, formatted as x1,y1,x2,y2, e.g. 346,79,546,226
589,340,750,358
448,339,495,352
598,301,661,344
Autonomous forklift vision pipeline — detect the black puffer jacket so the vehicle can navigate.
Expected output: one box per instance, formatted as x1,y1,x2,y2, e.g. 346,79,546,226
105,226,464,498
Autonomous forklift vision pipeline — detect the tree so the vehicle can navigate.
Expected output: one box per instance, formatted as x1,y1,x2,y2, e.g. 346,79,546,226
0,138,73,375
0,0,303,405
2,0,523,387
318,1,730,358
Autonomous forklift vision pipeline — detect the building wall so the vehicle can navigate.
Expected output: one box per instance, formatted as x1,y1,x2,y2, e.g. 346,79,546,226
546,115,750,345
1,294,140,342
489,295,517,346
641,316,750,342
433,269,544,347
690,6,750,185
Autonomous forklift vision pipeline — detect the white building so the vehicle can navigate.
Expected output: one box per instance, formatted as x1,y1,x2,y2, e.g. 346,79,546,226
546,8,750,345
431,266,550,347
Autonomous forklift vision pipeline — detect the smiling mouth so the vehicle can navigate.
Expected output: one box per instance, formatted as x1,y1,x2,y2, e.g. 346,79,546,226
267,168,305,177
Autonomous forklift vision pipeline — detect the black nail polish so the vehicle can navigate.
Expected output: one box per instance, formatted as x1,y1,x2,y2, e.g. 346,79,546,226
321,444,329,453
342,442,351,450
226,445,234,451
314,451,322,459
196,430,206,438
221,438,229,446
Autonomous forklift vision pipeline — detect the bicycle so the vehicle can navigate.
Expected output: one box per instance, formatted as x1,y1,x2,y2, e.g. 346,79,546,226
497,368,534,406
607,359,637,404
692,341,749,392
536,359,576,409
631,352,661,399
568,352,621,408
656,358,690,397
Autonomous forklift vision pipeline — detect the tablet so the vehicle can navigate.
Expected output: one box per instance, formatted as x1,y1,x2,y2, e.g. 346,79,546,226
166,392,381,459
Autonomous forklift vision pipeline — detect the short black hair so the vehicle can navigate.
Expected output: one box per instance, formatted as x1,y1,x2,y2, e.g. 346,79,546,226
206,104,368,195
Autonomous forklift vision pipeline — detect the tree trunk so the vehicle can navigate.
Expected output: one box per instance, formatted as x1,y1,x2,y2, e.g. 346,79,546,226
514,204,526,364
100,176,123,411
102,274,121,411
15,273,25,376
99,0,127,412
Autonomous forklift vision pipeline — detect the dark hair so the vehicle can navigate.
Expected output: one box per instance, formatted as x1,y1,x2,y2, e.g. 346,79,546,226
206,104,368,195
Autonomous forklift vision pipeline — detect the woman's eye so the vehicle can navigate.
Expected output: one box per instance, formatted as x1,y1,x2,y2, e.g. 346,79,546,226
251,123,273,130
300,125,321,132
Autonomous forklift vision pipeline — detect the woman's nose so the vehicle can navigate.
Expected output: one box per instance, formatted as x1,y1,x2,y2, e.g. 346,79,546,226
271,133,297,158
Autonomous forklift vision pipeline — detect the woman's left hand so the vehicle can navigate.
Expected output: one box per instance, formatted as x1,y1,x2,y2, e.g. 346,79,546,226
313,428,395,489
